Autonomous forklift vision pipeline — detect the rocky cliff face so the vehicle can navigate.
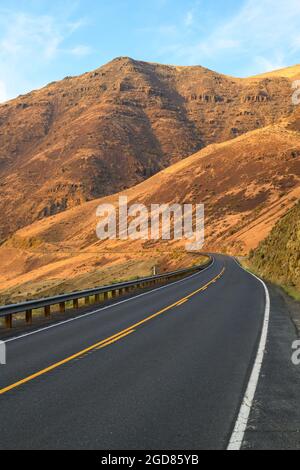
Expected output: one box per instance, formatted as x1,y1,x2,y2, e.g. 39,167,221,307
0,57,296,240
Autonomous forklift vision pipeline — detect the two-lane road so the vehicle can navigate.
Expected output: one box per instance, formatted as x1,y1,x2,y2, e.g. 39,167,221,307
0,255,267,450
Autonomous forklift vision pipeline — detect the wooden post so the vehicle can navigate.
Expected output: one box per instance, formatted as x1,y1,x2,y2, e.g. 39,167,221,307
104,292,109,301
85,297,90,306
5,314,12,329
45,305,51,317
73,299,79,309
95,294,100,303
59,302,65,313
26,309,32,325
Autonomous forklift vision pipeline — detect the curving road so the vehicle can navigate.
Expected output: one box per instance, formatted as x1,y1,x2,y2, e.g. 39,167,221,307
0,255,268,450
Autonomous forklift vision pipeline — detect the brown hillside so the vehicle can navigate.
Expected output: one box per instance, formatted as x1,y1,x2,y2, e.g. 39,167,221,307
251,64,300,79
1,106,299,303
0,57,296,241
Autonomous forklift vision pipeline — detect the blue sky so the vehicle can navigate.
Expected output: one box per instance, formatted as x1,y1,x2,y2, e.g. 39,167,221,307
0,0,300,102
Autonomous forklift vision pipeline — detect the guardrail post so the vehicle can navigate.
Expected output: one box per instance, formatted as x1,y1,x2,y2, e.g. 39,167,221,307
5,314,12,329
0,261,211,330
45,305,51,317
26,309,32,324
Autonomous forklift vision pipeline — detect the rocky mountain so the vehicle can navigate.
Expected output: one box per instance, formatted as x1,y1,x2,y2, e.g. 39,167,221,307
1,105,299,303
0,57,297,241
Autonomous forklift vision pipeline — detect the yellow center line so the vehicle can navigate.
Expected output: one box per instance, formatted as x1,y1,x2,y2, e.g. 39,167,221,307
0,266,225,396
0,330,136,396
176,299,188,307
95,330,135,350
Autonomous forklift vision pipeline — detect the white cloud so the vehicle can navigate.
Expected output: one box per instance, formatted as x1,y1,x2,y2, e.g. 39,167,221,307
69,45,92,57
0,10,89,101
0,13,64,60
254,55,288,74
184,11,194,27
158,0,300,75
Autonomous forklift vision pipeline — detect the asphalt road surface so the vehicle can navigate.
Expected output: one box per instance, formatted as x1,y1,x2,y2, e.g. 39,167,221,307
0,255,269,450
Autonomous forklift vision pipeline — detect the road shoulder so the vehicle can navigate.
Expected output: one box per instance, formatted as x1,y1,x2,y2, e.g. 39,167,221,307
242,284,300,450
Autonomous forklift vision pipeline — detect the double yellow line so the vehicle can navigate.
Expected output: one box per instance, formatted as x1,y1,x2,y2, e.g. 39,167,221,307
0,266,225,396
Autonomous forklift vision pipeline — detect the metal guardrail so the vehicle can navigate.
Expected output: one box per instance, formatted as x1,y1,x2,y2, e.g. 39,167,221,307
0,257,212,329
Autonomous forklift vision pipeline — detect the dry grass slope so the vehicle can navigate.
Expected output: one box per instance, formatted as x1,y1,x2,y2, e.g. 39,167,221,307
249,201,300,296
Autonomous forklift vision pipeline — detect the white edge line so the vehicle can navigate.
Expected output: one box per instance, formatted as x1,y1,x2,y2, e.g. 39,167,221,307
227,258,270,451
3,258,215,345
